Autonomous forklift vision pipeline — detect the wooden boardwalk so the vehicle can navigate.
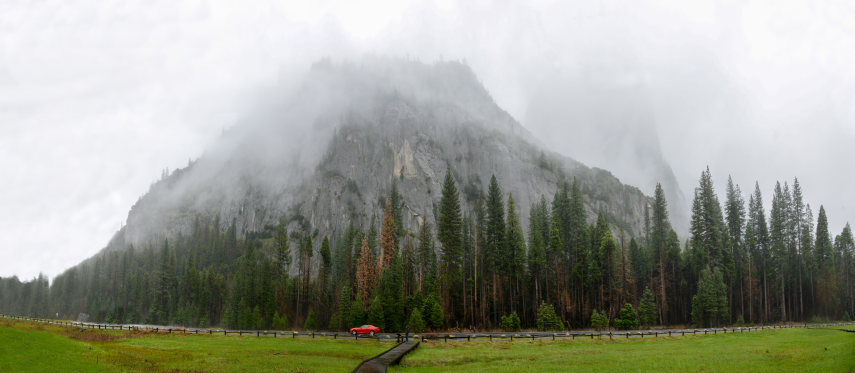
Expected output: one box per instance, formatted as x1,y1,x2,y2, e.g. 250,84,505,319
353,340,420,373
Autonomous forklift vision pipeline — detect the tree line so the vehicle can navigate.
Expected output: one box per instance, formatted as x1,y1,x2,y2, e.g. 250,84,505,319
1,167,853,331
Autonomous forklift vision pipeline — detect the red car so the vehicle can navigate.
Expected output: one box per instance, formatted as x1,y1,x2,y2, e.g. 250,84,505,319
350,324,381,336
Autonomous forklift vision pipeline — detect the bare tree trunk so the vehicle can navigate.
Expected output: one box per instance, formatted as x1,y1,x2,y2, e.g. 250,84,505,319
780,264,787,322
763,266,768,324
659,257,667,325
748,257,753,323
798,260,804,321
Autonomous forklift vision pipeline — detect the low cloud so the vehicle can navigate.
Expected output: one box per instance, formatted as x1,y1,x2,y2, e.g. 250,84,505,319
2,0,854,279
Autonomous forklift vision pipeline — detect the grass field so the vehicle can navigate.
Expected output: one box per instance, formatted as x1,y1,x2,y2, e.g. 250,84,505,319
392,328,855,373
0,319,389,373
1,319,852,373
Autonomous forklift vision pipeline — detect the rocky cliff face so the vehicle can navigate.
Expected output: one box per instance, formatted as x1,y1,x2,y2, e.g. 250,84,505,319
105,58,651,264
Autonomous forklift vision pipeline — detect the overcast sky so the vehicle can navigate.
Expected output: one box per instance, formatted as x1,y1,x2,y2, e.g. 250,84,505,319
2,0,854,280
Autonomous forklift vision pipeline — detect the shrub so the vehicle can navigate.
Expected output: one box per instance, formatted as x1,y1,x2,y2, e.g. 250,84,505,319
501,312,521,332
407,307,426,333
536,302,564,331
422,295,444,330
615,304,639,330
590,310,609,331
367,297,385,330
304,310,317,331
272,312,289,330
638,287,658,327
844,311,852,322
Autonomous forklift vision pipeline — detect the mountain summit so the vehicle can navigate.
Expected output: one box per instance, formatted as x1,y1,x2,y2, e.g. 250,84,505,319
104,58,650,269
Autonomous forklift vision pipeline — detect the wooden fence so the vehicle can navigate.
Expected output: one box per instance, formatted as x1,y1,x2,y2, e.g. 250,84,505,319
2,314,851,344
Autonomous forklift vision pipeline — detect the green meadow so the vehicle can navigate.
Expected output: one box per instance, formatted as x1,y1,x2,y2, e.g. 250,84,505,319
392,328,855,373
0,319,389,373
1,319,852,373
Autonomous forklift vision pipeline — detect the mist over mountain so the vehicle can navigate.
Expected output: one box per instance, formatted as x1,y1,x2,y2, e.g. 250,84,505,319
108,57,651,263
524,70,689,235
4,56,852,331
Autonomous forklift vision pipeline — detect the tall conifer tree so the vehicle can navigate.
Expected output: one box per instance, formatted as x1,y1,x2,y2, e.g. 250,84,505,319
438,169,463,321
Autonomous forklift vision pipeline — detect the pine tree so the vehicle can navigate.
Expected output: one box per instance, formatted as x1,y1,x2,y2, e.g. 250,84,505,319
590,310,609,330
318,236,332,328
417,220,435,293
367,217,378,258
390,180,405,238
639,287,658,327
836,224,855,320
615,303,639,330
689,167,729,272
422,294,444,330
367,295,385,330
505,193,526,315
275,219,291,275
356,237,378,309
376,256,405,332
527,198,549,309
650,183,672,324
568,180,588,260
691,267,729,327
407,307,426,333
536,302,564,331
380,198,397,270
815,206,833,265
302,308,316,330
814,206,835,318
791,178,806,320
485,175,506,323
601,226,619,315
273,312,289,330
745,182,770,323
438,169,463,322
725,176,746,322
769,182,790,321
500,312,521,332
296,236,314,318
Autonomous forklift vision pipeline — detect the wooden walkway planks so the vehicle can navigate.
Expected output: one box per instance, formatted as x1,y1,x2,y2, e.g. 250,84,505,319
353,340,420,373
